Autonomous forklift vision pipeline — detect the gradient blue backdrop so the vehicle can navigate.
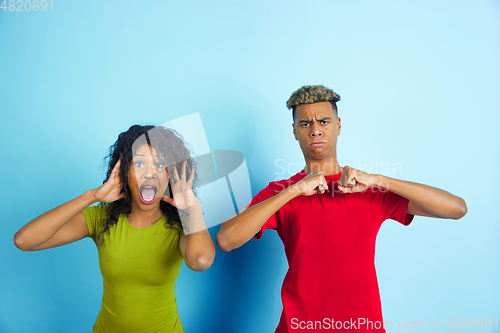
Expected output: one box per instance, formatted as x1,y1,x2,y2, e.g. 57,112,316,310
1,1,499,332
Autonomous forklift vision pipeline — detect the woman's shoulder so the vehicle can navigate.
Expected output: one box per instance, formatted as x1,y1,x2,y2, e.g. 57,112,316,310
83,203,111,240
83,203,110,220
163,215,185,236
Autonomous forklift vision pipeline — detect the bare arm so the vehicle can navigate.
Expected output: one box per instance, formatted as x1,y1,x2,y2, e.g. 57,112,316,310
14,192,96,251
163,161,215,271
377,176,467,219
337,166,467,219
178,202,215,271
216,170,328,252
14,160,125,251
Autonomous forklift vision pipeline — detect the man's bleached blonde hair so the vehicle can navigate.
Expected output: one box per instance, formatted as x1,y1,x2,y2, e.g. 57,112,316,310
286,85,341,121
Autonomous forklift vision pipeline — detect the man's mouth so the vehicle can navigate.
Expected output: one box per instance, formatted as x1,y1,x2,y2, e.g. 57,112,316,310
310,142,325,147
139,184,158,205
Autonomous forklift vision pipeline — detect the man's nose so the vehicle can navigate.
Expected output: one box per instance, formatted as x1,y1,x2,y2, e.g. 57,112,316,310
310,122,323,137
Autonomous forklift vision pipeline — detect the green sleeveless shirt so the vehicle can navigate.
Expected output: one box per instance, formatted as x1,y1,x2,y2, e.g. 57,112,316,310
83,204,184,332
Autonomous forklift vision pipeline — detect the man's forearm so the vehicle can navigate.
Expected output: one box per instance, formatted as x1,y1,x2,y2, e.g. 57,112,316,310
216,185,298,252
375,175,467,219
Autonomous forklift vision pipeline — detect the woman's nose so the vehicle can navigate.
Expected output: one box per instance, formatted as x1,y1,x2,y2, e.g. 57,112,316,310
144,163,156,178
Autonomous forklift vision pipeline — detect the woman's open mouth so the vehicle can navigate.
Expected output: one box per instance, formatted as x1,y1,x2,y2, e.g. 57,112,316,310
139,184,158,205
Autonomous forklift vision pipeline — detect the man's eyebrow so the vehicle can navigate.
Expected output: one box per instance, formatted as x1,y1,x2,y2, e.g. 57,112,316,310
298,117,333,123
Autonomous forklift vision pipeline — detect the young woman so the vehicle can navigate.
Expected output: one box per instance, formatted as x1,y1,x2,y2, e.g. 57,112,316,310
14,125,215,332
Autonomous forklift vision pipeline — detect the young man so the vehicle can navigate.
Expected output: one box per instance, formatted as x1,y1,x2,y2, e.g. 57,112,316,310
216,85,467,333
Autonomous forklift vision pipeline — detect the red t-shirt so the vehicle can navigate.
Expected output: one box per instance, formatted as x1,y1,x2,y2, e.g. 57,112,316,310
250,170,414,332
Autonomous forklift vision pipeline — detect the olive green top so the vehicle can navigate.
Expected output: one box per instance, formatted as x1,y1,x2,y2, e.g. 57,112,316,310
83,204,184,333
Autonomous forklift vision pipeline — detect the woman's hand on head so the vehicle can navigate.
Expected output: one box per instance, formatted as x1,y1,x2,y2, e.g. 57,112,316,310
162,161,198,211
93,159,125,203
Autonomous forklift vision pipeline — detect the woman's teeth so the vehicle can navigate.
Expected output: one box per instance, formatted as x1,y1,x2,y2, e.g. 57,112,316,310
140,186,157,203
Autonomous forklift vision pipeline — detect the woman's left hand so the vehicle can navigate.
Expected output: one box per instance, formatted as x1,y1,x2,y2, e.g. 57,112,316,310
162,161,198,211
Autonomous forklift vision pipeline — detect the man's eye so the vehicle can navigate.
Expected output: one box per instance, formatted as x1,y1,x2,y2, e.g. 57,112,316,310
321,120,328,125
134,161,145,168
301,123,309,127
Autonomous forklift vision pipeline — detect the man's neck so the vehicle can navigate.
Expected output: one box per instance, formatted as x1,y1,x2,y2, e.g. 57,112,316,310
303,158,342,176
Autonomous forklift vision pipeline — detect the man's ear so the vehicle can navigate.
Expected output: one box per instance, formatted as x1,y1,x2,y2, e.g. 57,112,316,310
336,117,341,135
292,123,298,140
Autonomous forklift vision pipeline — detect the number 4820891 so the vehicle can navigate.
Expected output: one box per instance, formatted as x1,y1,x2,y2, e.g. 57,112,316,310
1,0,53,11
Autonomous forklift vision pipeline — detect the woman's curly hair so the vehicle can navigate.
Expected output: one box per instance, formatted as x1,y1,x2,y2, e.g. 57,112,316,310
97,125,197,244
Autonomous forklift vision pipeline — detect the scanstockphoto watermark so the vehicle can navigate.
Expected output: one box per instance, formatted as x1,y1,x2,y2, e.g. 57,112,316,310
290,318,424,330
273,159,403,194
290,317,498,330
274,159,403,179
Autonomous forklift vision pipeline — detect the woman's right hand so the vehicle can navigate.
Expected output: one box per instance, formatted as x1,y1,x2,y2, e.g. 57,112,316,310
93,159,125,203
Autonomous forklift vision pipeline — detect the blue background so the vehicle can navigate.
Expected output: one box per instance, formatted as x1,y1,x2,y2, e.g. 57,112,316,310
1,1,499,332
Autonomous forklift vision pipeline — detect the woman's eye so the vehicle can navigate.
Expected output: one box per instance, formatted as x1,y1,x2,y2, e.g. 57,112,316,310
154,163,164,169
134,161,145,168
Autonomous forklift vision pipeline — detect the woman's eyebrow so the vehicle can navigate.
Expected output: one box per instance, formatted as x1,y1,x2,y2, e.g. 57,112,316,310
134,154,163,158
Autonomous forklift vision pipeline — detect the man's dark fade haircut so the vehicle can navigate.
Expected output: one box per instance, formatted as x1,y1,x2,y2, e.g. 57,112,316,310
286,85,341,122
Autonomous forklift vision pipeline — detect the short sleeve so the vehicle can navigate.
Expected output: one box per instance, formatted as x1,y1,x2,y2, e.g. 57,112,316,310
379,189,414,226
82,204,107,241
247,183,280,239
